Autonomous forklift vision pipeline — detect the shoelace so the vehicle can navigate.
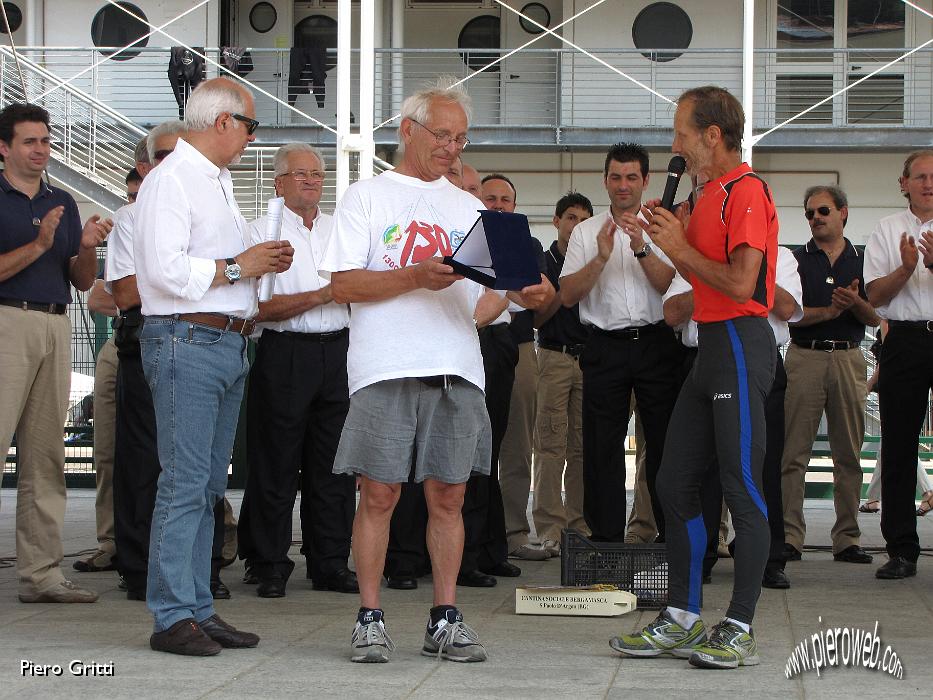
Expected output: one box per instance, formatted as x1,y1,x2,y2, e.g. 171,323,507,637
706,622,739,651
357,621,395,652
429,621,482,659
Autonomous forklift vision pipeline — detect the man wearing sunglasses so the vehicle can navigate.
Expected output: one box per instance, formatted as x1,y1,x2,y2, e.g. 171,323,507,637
781,185,879,568
134,78,294,656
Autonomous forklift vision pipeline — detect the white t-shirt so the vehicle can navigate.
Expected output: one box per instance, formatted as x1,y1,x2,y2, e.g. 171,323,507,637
863,207,933,320
104,202,137,294
320,170,485,395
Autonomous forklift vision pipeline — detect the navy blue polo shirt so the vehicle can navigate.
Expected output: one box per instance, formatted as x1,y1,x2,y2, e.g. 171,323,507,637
0,173,82,304
538,240,590,348
790,238,867,344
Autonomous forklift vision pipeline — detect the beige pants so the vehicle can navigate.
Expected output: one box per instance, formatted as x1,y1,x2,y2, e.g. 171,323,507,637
0,306,71,593
624,402,655,543
781,344,867,554
500,341,538,551
532,348,587,543
92,337,117,559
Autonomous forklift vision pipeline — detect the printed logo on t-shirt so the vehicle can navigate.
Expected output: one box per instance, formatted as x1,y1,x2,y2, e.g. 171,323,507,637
399,220,453,267
450,229,467,249
382,224,403,249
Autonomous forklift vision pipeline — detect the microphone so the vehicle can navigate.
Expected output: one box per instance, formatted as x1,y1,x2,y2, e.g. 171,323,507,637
660,155,687,211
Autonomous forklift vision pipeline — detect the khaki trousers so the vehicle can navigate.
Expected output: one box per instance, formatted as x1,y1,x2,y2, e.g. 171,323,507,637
532,348,587,543
500,341,538,551
624,402,655,543
781,344,867,553
92,337,117,558
0,306,71,593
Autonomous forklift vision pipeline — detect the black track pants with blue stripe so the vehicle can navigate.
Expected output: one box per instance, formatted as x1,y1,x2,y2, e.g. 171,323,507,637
658,316,776,624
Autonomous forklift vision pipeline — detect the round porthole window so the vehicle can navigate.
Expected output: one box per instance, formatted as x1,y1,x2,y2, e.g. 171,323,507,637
91,2,149,61
249,2,277,34
0,2,23,34
632,2,692,63
295,15,338,71
519,2,550,35
458,15,500,72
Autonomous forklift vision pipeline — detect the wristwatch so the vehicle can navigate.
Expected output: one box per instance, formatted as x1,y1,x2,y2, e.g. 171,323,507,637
223,257,241,285
634,243,652,259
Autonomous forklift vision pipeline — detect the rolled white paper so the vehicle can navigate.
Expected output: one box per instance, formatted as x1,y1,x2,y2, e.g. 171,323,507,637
258,197,286,302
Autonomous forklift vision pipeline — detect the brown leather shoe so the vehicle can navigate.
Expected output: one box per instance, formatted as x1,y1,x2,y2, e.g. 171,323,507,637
150,619,222,656
198,614,260,648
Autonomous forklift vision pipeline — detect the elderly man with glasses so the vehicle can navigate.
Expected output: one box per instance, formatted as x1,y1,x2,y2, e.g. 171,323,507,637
237,143,357,599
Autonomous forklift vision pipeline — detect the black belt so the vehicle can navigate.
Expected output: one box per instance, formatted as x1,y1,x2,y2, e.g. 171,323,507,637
791,339,860,351
0,297,67,314
538,340,586,357
889,320,933,332
594,322,665,340
267,328,348,342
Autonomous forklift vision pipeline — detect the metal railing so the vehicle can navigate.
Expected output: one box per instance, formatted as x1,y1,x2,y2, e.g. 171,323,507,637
4,46,930,134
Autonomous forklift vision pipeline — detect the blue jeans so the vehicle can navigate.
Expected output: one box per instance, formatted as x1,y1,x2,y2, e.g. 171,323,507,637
139,317,249,632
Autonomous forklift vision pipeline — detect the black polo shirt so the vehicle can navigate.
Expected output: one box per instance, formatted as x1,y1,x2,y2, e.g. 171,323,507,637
508,236,547,345
790,238,867,343
0,173,82,304
537,240,590,348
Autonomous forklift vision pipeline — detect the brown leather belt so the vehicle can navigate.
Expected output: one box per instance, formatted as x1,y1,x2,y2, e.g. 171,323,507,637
177,313,256,336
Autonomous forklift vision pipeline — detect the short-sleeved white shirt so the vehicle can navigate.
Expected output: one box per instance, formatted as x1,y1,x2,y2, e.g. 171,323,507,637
104,202,137,294
863,207,933,320
319,170,485,395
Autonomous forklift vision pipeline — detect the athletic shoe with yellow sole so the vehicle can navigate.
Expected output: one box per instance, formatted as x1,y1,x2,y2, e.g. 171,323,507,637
688,620,759,669
610,610,707,658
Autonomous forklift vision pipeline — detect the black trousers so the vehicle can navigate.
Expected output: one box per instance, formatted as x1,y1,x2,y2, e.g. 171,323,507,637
878,324,933,563
581,324,682,542
113,320,224,592
237,329,354,582
660,317,775,624
702,352,787,577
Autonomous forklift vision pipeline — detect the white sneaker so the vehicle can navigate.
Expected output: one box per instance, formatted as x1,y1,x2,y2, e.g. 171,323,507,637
422,608,487,662
508,543,550,561
350,609,394,663
541,539,561,557
19,580,98,603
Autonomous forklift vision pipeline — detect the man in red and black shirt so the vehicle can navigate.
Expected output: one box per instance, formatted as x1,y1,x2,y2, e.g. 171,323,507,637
611,86,778,670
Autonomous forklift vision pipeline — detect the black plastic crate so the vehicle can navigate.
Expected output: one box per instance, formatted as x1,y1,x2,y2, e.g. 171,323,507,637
560,529,668,610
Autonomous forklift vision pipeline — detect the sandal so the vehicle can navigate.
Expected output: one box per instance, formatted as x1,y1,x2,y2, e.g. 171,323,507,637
917,491,933,517
859,500,880,514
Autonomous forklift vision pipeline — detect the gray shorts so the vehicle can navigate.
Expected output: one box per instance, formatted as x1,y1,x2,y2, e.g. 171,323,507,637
332,376,492,484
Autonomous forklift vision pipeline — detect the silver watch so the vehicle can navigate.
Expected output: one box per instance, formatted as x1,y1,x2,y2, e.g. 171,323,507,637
223,257,241,284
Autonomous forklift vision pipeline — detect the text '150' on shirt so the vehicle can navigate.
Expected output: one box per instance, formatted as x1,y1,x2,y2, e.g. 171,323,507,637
319,170,486,396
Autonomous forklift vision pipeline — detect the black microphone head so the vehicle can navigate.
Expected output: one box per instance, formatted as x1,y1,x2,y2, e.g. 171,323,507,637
668,155,686,176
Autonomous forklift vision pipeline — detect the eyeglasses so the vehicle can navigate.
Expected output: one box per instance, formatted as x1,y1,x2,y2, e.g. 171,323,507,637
804,205,833,220
410,119,470,149
153,149,174,161
282,169,326,181
231,113,260,135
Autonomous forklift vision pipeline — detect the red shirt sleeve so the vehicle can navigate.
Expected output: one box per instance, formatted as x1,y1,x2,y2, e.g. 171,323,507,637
724,179,771,256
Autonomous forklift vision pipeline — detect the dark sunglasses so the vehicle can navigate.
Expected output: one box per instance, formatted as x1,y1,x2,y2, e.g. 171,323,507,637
231,113,260,135
805,206,833,220
153,149,174,161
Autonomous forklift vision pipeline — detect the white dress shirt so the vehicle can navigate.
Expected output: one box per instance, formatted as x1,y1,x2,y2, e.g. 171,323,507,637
247,206,349,334
664,246,803,347
863,207,933,320
104,202,137,294
560,210,672,330
134,138,258,318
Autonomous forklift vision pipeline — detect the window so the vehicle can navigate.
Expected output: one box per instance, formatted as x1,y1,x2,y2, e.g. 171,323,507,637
295,15,338,71
90,2,149,61
777,0,834,61
0,2,22,34
632,2,693,63
847,0,904,51
458,15,500,72
249,2,277,34
519,2,550,35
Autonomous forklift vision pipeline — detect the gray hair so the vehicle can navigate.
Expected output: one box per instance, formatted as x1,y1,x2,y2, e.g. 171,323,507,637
399,76,472,139
273,143,327,178
134,136,149,165
147,120,187,162
184,78,248,131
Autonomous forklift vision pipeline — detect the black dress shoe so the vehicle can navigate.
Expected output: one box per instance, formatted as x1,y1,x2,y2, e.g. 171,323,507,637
783,544,802,561
257,576,286,598
876,556,917,580
198,614,260,648
385,574,418,590
126,588,146,601
762,566,790,589
833,545,873,564
312,568,359,594
210,578,231,600
481,561,521,577
457,569,497,587
150,618,222,656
